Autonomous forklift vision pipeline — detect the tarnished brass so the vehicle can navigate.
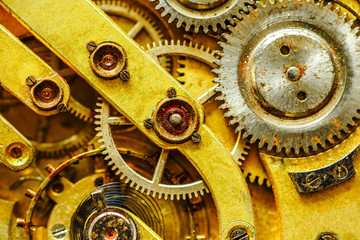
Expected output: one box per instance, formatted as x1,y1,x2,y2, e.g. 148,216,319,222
260,126,360,239
0,25,70,116
88,41,128,80
0,0,255,237
152,93,200,143
0,114,34,170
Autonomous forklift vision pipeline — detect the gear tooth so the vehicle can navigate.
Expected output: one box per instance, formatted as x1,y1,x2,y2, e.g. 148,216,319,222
164,194,168,200
249,174,256,183
120,174,126,180
175,20,182,28
140,187,145,193
194,191,199,198
342,12,348,22
147,189,152,195
212,68,220,75
199,189,204,196
258,177,264,186
170,195,174,201
214,50,223,57
187,192,193,199
176,195,180,200
211,24,217,33
185,23,192,32
258,139,266,149
353,27,360,35
129,182,135,187
213,59,221,67
168,14,177,23
124,178,130,184
135,185,140,191
158,193,163,200
163,39,168,46
335,7,341,14
266,180,271,188
152,191,156,198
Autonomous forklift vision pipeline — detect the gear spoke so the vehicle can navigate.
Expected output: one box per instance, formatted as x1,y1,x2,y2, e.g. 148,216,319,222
128,22,145,39
197,84,218,105
152,149,169,185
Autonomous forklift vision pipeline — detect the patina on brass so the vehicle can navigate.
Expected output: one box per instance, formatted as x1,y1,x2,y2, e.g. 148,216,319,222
0,24,70,116
0,114,34,170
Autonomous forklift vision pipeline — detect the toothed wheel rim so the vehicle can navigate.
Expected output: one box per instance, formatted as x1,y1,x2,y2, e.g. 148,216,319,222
150,0,251,33
214,0,360,155
95,99,208,200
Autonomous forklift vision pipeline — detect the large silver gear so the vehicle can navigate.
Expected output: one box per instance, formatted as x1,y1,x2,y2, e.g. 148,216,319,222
214,0,360,155
150,0,251,33
95,99,208,200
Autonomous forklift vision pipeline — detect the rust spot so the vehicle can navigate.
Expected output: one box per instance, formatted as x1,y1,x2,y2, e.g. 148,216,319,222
273,138,280,146
311,136,321,144
332,118,342,129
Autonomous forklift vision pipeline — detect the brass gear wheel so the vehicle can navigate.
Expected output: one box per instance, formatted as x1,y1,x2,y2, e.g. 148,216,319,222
214,0,360,155
150,0,251,33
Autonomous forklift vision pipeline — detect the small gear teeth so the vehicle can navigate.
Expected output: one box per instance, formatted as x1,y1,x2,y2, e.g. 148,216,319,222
215,0,360,155
94,99,208,200
151,0,249,33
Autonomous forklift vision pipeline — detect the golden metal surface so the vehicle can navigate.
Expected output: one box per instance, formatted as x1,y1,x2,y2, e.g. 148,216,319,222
0,0,359,239
0,25,70,116
0,114,34,170
0,0,255,238
260,126,360,239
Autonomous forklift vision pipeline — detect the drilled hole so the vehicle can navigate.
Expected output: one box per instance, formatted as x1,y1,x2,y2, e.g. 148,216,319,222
280,45,290,55
297,91,307,101
9,146,22,159
52,182,64,193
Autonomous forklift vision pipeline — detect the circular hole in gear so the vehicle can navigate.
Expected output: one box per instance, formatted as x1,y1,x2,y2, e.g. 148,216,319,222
5,142,30,167
52,182,64,193
280,45,290,55
9,146,22,158
297,91,307,101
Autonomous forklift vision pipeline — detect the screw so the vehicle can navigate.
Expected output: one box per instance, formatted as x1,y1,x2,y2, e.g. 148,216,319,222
333,165,348,180
230,228,249,240
87,41,97,52
144,118,154,129
167,87,177,98
191,132,201,143
119,69,130,81
305,173,321,189
57,102,67,112
26,75,37,86
51,224,67,239
319,234,337,240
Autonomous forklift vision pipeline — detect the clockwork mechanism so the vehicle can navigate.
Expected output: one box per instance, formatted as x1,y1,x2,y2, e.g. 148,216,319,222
0,0,359,239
